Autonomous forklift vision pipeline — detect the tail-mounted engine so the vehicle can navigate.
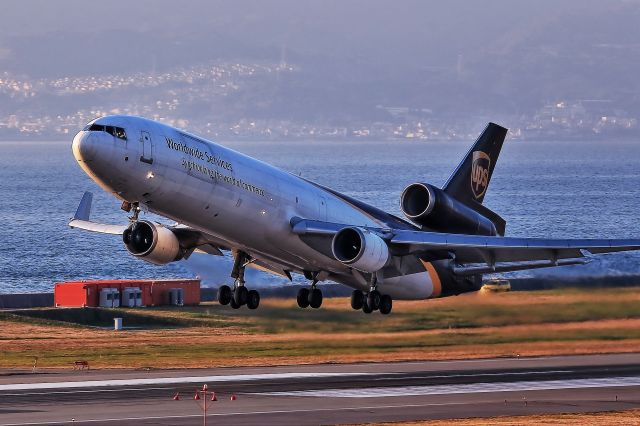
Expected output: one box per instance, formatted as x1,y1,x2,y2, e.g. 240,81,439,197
331,227,390,273
122,220,183,265
400,183,500,236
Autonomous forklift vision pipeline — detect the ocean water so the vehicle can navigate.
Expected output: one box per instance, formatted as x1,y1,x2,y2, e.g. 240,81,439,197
1,138,639,293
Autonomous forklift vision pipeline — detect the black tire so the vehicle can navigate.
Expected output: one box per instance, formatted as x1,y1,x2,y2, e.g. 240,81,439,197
309,288,323,309
350,290,364,310
367,290,381,311
234,286,248,305
379,294,392,315
247,290,260,310
297,288,310,308
217,285,232,305
362,299,373,314
230,297,241,309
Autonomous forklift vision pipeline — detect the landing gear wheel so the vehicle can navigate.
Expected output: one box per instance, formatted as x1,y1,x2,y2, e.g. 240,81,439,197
362,298,373,314
247,290,260,310
351,290,364,310
297,288,310,308
367,290,381,311
309,288,323,309
230,297,241,309
217,285,232,306
234,286,248,306
379,294,392,315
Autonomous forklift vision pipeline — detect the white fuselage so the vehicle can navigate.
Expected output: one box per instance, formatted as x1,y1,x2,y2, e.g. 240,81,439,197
72,115,439,299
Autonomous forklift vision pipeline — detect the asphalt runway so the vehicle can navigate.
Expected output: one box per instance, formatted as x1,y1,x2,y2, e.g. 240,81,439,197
1,353,639,425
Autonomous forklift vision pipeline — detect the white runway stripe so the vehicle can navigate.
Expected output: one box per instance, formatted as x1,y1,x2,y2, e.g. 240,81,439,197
262,375,640,398
0,372,368,392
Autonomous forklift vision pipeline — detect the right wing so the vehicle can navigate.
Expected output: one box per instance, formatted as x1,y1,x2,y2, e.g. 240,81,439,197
68,192,128,235
69,191,225,256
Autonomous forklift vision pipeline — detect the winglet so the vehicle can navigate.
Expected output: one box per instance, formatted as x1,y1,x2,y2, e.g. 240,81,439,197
73,191,93,221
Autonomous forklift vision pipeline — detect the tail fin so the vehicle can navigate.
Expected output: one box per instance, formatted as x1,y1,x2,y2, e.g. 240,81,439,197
443,122,507,206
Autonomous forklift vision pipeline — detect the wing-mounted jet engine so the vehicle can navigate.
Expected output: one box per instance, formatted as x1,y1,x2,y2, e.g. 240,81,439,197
122,220,183,265
331,227,390,273
400,183,500,236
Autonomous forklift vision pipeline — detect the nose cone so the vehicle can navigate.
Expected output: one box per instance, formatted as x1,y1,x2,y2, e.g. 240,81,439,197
72,131,92,163
72,131,95,163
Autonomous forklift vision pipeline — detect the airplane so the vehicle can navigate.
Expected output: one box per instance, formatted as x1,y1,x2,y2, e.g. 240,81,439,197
70,116,640,314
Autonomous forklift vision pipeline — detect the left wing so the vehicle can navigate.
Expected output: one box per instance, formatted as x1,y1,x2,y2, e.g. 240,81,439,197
292,218,640,274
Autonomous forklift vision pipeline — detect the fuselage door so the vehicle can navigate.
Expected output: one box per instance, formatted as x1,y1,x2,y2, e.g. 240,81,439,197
140,131,153,164
319,195,328,221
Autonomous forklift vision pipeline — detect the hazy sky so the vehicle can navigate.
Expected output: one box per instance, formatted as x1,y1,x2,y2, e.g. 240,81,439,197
0,0,621,73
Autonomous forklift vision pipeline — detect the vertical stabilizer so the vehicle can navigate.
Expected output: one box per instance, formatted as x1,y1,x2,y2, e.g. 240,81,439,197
443,123,507,206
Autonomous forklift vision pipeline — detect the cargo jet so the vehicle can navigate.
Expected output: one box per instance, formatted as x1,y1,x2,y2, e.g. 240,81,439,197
70,116,640,314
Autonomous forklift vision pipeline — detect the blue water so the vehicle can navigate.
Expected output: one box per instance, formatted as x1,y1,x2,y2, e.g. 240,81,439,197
1,139,639,293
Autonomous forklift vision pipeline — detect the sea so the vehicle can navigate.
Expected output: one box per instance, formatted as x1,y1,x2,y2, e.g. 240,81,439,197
1,138,640,293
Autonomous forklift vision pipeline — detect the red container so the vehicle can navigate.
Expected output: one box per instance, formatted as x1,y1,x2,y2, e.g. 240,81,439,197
54,279,200,307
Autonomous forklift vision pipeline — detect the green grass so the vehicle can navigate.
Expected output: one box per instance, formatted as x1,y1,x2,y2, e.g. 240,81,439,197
1,287,639,368
7,288,640,334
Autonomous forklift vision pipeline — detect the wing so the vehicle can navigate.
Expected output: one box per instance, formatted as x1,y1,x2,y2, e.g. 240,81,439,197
68,192,128,234
69,192,225,256
292,218,640,274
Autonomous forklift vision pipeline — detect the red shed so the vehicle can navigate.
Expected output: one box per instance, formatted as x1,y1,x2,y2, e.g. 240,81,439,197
54,279,200,308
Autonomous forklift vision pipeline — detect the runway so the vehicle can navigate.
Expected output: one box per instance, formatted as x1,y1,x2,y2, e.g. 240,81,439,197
1,353,638,425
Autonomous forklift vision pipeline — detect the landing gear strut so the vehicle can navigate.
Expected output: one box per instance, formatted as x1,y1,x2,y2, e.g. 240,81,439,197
123,201,141,222
297,271,323,309
350,273,392,315
217,251,260,310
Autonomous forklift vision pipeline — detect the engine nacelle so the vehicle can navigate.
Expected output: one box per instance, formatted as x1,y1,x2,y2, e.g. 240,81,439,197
122,220,182,265
331,227,390,273
400,183,498,236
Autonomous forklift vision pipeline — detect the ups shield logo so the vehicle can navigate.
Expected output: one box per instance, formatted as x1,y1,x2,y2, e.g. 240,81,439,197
471,151,490,199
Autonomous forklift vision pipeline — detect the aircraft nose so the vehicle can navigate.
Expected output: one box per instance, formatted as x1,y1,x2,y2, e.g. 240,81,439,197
72,131,95,163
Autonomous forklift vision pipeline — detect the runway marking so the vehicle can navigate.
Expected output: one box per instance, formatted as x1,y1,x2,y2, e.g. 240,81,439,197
0,401,491,425
0,369,577,396
0,372,369,392
261,375,640,398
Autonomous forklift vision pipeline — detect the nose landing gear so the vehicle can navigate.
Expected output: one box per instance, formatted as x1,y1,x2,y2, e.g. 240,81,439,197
217,251,261,310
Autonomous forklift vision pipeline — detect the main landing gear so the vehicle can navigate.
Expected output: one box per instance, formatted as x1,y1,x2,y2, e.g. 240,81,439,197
297,272,323,309
350,273,392,315
217,251,260,310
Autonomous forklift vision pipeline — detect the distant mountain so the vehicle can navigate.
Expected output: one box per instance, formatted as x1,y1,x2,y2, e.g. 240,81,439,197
0,0,639,134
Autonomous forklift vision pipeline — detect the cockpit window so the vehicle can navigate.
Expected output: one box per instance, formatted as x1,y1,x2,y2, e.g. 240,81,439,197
84,123,127,140
115,127,127,140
